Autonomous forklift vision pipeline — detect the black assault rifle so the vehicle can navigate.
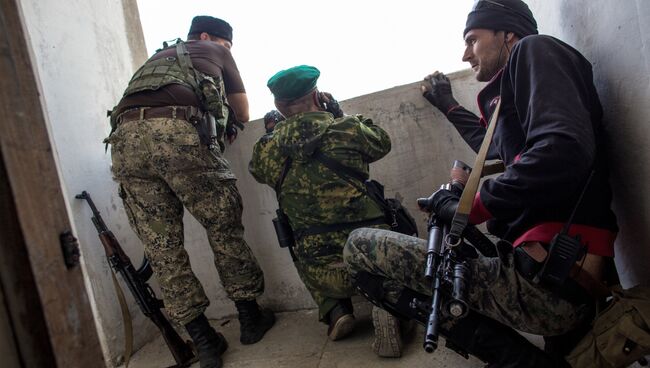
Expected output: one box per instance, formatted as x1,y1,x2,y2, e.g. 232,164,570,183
76,191,196,367
414,161,498,354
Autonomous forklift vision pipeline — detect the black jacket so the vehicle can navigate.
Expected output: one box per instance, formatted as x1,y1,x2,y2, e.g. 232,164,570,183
447,35,617,255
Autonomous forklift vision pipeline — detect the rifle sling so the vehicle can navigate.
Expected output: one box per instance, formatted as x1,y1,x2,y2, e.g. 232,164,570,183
448,98,502,243
312,151,368,183
277,152,384,238
110,269,134,368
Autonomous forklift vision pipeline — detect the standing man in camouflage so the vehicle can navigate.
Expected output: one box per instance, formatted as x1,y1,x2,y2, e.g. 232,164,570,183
249,66,405,357
107,15,274,368
345,0,618,367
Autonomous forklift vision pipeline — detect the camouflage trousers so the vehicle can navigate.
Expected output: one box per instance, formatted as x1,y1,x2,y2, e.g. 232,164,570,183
109,117,264,325
293,230,357,321
344,228,592,336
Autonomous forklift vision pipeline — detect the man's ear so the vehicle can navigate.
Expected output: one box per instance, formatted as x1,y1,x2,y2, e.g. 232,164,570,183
199,32,210,41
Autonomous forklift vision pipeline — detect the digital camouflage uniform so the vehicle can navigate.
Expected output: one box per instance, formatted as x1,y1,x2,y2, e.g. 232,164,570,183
344,228,592,336
108,42,264,326
249,111,391,320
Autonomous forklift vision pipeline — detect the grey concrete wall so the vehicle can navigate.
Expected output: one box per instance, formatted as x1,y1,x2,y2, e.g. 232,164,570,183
527,0,650,287
18,0,152,365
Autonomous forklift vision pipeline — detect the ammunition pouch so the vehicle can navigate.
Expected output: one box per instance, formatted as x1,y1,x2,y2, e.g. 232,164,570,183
199,75,231,152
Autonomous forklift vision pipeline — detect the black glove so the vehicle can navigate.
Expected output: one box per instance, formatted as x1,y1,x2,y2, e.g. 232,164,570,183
226,125,238,144
263,110,285,133
320,92,344,118
421,72,459,115
417,188,459,223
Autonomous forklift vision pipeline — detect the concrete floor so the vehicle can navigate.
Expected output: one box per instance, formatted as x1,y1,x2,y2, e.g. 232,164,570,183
121,302,484,368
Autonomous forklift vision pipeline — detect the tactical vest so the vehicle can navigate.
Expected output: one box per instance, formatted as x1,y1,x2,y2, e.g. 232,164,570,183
108,41,231,149
123,41,201,98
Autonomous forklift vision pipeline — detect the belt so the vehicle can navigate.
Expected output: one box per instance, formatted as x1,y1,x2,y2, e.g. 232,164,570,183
117,106,201,124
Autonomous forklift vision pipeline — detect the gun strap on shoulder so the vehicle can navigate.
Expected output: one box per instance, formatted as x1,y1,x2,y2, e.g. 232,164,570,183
312,151,369,183
275,156,293,196
278,152,384,238
448,98,502,243
175,42,203,101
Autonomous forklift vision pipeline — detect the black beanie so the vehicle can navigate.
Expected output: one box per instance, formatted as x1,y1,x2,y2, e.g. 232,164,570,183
188,16,233,43
464,0,538,38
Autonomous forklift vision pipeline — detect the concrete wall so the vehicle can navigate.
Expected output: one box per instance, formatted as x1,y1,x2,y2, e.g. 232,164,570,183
17,0,151,365
527,0,650,287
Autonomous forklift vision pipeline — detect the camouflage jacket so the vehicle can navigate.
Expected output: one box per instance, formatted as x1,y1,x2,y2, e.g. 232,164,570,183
249,111,391,231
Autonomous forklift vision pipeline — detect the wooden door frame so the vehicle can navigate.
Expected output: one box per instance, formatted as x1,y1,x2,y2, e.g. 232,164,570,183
0,0,104,366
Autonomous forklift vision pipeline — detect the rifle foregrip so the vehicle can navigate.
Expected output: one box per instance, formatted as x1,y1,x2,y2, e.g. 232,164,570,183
98,233,118,257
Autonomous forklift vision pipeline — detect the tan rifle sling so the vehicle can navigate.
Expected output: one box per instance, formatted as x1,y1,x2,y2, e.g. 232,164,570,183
447,98,502,246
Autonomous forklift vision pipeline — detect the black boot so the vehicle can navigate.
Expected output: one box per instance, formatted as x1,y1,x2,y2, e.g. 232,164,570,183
235,299,276,345
327,298,356,341
184,314,228,368
442,311,569,368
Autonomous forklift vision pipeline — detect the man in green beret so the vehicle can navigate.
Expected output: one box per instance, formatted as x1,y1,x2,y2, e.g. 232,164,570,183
249,65,406,357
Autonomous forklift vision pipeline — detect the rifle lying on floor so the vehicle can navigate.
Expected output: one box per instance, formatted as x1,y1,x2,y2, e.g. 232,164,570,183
77,191,196,367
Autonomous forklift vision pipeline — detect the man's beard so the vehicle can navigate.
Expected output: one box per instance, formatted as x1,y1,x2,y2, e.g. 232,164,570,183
476,44,508,82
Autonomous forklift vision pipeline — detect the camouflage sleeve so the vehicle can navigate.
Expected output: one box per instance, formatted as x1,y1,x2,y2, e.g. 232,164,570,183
350,114,392,163
248,133,284,187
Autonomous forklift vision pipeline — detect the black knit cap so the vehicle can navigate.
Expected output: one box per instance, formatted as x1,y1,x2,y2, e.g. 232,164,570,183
464,0,538,38
188,16,233,43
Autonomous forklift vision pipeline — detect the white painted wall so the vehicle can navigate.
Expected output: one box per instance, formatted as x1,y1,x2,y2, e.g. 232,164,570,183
17,0,152,365
527,0,650,287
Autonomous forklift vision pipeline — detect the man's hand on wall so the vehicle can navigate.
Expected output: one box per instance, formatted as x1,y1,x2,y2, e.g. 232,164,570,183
421,71,460,115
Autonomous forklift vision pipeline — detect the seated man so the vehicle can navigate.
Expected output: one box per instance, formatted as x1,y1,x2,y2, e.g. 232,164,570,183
344,1,618,367
249,65,405,357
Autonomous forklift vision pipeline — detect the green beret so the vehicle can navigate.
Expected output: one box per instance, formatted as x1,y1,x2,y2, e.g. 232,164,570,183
267,65,320,101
